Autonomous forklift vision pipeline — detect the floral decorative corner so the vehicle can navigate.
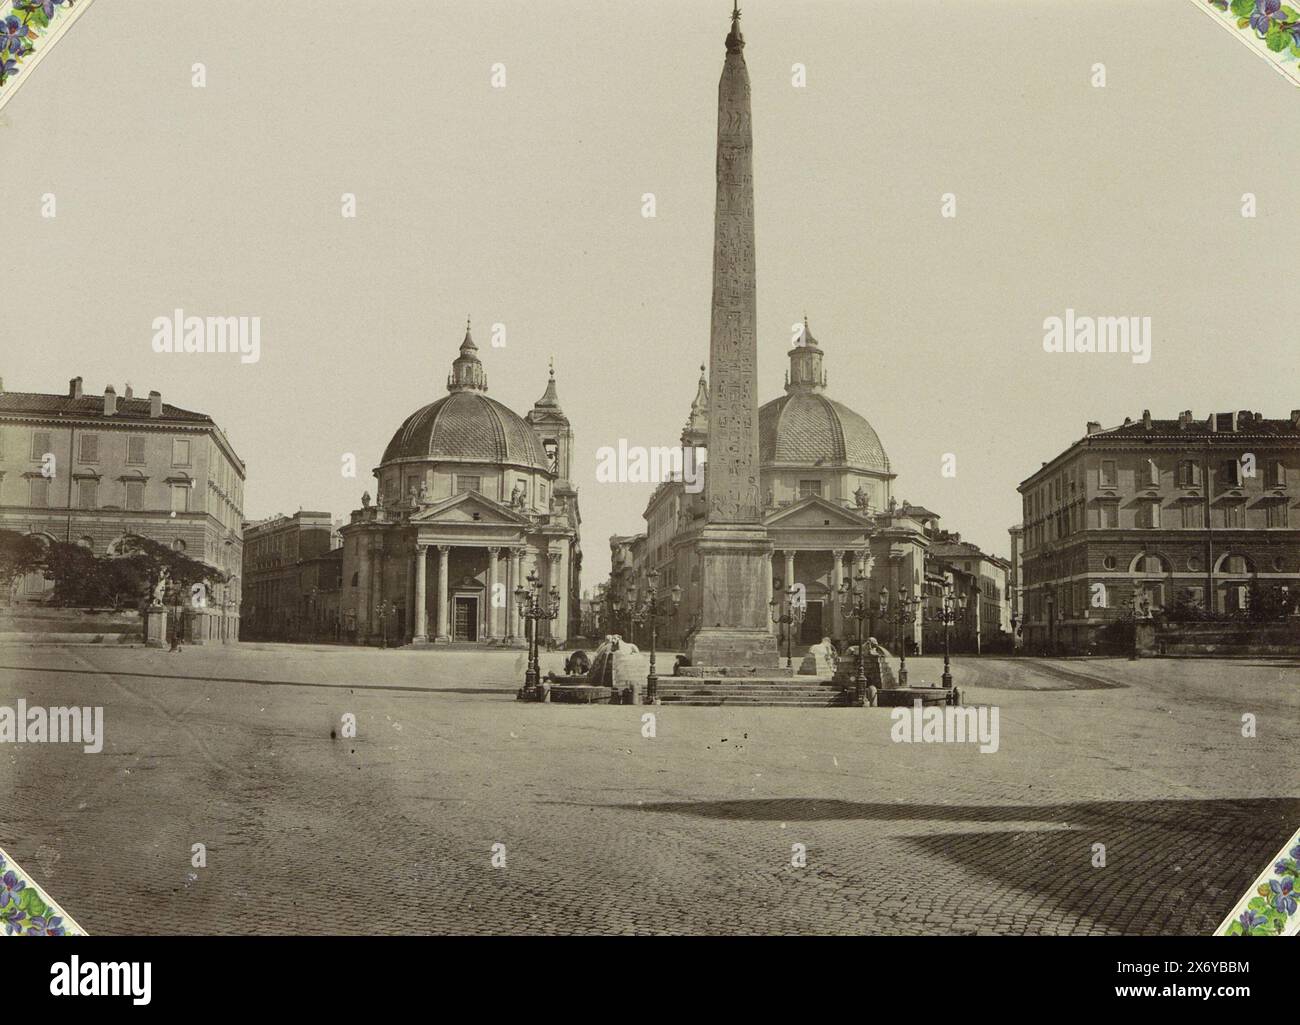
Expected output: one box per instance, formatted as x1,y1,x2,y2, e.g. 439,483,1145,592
0,845,86,937
0,0,76,89
1199,0,1300,86
1216,827,1300,936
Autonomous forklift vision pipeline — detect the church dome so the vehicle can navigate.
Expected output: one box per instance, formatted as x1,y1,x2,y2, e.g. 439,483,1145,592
757,319,889,473
759,392,889,472
381,391,550,469
380,321,550,471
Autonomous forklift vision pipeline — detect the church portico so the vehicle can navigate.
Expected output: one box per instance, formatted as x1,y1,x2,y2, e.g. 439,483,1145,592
407,531,539,646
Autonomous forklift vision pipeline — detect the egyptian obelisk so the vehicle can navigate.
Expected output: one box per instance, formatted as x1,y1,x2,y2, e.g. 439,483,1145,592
685,3,779,669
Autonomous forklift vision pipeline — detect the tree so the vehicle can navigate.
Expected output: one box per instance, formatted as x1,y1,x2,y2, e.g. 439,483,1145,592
37,534,227,612
1245,582,1294,622
113,534,227,606
0,530,47,600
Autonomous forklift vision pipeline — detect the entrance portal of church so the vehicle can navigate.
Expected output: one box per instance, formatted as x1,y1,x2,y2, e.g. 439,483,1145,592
453,596,479,642
800,600,824,644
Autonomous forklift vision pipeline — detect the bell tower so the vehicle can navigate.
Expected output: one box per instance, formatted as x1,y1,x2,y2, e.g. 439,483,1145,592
526,358,573,488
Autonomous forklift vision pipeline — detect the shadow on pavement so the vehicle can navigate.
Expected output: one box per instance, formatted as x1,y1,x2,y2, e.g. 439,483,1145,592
615,795,1299,934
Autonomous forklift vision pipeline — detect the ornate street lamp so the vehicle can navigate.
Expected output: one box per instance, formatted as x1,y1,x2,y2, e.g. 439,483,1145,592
635,568,682,703
375,598,395,648
515,570,560,700
625,584,639,644
882,585,923,686
768,582,806,671
925,581,967,689
837,569,877,705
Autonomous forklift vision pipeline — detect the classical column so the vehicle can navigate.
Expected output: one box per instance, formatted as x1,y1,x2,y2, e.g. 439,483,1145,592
554,544,570,645
831,549,845,641
486,546,499,640
435,544,451,642
509,543,525,639
784,550,796,594
413,543,429,642
547,550,562,647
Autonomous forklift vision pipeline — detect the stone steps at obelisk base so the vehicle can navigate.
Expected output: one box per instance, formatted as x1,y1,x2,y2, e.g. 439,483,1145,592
656,678,850,707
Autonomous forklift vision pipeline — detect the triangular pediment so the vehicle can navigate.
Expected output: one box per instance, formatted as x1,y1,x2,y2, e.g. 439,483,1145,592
409,490,531,525
764,495,870,528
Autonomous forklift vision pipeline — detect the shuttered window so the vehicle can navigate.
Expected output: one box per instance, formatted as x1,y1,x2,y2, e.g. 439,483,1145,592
31,430,51,461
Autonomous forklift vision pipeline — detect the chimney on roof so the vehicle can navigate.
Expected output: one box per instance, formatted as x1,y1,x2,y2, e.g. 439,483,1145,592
103,385,117,416
1230,411,1239,432
124,383,133,400
149,390,162,418
1291,410,1300,429
69,376,82,398
1178,410,1193,429
1123,416,1132,426
1086,421,1101,435
1142,409,1152,430
1207,413,1217,433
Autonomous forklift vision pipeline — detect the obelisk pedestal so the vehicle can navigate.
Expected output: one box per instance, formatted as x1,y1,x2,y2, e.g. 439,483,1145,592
688,524,778,668
685,4,778,671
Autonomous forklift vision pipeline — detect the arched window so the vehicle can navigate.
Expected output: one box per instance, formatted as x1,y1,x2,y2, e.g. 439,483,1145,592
1130,553,1169,575
1218,553,1255,576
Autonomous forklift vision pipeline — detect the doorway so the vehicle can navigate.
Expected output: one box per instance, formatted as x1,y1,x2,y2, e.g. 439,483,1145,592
453,596,478,641
800,600,824,644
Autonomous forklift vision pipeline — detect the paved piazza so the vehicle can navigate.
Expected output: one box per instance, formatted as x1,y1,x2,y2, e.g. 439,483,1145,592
0,644,1294,935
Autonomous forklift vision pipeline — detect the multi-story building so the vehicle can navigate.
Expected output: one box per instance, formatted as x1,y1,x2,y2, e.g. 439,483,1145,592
607,532,646,642
578,585,606,640
240,511,336,641
924,533,1012,653
0,376,245,640
1018,408,1300,653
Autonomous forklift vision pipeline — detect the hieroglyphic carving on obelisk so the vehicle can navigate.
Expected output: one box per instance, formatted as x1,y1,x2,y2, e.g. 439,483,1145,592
706,4,761,526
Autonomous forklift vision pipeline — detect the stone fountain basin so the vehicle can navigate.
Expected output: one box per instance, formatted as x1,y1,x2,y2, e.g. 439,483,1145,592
875,685,954,708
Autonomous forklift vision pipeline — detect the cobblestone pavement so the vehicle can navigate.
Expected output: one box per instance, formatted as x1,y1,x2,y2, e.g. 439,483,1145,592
0,644,1294,935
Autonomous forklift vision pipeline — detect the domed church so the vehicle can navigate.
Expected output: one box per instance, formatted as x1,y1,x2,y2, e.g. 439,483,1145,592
627,321,933,651
339,323,581,646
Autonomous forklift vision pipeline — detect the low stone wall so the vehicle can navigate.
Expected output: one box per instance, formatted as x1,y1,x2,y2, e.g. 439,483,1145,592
0,606,141,644
1151,619,1300,656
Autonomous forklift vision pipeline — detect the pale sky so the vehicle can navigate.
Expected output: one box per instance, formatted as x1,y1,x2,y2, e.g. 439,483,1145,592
6,0,1299,587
